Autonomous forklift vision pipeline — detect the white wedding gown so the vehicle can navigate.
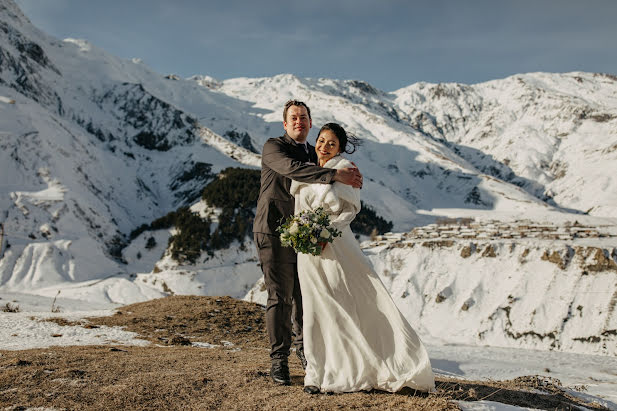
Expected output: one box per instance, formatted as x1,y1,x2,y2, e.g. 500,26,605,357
290,156,435,393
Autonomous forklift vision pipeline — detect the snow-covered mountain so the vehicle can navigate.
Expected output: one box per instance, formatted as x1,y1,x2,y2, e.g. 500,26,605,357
246,220,617,357
393,73,617,218
214,71,617,220
0,0,261,300
1,0,616,356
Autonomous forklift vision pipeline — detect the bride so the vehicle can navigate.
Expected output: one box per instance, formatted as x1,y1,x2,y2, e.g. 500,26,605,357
290,123,435,395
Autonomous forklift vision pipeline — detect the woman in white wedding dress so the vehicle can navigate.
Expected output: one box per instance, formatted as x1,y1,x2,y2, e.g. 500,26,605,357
289,123,435,394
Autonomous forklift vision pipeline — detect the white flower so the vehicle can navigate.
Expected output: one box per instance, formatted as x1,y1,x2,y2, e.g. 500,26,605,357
310,236,318,244
320,229,330,239
289,222,299,234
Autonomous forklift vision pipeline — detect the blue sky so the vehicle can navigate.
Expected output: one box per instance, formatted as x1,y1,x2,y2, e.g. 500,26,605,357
15,0,617,91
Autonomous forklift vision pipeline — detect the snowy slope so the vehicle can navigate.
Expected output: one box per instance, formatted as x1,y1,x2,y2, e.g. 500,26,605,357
0,0,260,301
215,74,560,226
1,0,617,360
213,71,617,220
246,219,617,357
393,73,617,218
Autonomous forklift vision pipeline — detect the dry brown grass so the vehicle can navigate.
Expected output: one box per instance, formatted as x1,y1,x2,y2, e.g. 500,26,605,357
0,296,608,410
50,295,269,349
0,345,453,410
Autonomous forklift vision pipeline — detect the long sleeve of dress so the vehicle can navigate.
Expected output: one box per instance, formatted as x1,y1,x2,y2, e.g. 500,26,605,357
328,188,360,229
291,157,361,230
322,180,361,230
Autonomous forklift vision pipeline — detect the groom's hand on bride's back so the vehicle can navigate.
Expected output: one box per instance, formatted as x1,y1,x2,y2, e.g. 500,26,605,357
333,166,363,188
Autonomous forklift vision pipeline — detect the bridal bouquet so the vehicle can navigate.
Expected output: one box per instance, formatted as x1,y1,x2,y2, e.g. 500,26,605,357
277,207,342,256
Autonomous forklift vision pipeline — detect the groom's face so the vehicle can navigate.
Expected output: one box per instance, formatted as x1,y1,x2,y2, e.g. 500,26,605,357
283,105,312,143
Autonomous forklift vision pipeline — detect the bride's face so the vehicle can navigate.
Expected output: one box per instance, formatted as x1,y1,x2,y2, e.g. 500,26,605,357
315,130,341,165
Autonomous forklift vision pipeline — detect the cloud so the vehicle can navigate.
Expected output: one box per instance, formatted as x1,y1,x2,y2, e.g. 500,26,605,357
13,0,617,90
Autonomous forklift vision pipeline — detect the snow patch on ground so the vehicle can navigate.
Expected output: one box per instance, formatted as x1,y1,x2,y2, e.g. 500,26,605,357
430,343,617,408
457,401,536,411
0,292,149,350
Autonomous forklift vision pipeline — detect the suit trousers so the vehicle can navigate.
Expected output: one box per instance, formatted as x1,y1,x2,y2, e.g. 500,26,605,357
254,233,303,363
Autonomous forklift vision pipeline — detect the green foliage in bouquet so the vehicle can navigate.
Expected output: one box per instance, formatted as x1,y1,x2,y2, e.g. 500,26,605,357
277,207,342,256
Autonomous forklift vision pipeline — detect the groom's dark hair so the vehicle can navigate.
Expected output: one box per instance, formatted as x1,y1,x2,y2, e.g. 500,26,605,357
283,99,311,121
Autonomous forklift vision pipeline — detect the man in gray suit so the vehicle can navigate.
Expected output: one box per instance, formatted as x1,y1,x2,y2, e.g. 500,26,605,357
253,100,362,385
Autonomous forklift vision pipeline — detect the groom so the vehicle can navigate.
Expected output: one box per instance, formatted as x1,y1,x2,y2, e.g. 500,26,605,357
253,100,362,385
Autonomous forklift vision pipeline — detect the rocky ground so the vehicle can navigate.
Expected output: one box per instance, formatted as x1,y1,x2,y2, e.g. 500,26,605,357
0,296,607,410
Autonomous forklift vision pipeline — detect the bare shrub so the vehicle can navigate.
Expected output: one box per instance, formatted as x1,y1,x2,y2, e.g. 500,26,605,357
481,244,496,258
541,250,569,270
51,290,61,313
460,243,475,258
422,240,455,249
2,302,20,313
590,113,615,122
594,72,617,82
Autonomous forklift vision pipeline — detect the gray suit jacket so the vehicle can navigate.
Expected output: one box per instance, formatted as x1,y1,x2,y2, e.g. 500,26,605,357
253,133,336,237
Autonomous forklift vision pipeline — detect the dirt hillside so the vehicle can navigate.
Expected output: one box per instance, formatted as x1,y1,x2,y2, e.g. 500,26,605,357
0,296,605,410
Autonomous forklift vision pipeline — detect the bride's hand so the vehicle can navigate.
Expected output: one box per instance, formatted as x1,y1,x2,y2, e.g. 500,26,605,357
319,241,328,250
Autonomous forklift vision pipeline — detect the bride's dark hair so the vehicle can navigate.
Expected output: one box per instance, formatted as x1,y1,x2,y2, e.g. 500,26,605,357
317,123,362,154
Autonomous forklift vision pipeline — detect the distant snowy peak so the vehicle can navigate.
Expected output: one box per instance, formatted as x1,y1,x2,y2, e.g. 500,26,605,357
212,69,617,218
218,74,389,112
0,12,61,109
91,82,198,150
0,0,32,27
392,71,617,217
187,75,221,89
63,38,91,52
2,0,617,362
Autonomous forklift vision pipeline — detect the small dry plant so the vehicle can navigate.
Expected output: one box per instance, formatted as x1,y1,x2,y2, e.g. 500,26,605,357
51,290,61,313
2,302,20,313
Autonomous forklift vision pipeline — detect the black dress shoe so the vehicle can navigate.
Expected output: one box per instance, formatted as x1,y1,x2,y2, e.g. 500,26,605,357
303,385,320,394
270,362,291,385
296,347,307,370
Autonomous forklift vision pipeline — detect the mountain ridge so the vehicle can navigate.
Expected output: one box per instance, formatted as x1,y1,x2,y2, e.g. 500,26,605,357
1,0,616,357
